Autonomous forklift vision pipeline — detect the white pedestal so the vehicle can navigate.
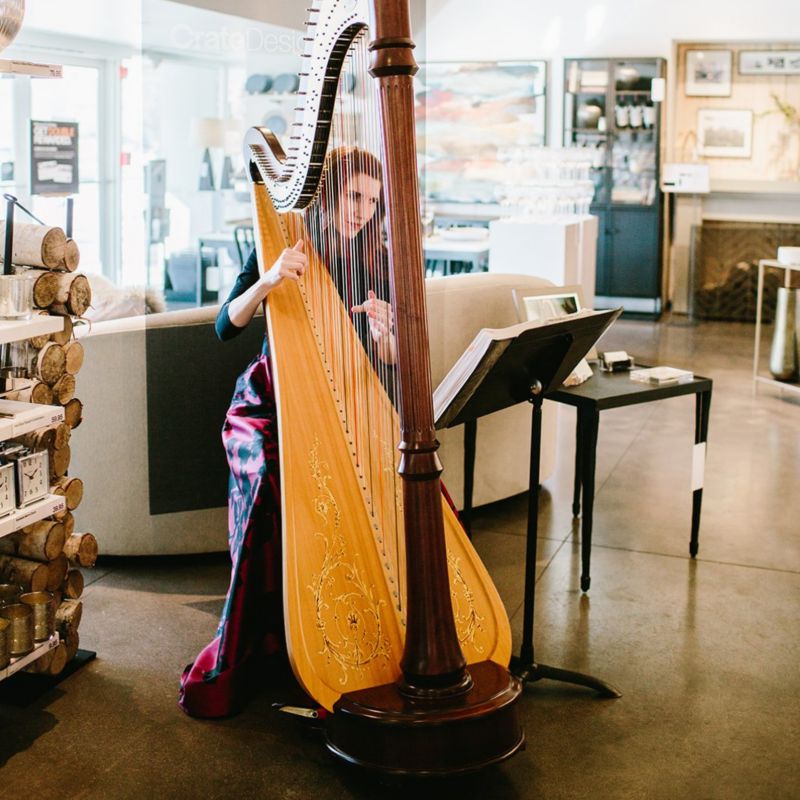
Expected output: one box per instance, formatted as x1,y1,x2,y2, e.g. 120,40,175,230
488,215,598,309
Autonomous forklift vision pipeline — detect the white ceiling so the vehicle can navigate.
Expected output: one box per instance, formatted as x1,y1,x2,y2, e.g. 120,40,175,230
171,0,307,30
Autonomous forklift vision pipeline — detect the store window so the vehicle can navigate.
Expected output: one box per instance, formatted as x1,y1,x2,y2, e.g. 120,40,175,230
30,64,102,272
0,80,14,188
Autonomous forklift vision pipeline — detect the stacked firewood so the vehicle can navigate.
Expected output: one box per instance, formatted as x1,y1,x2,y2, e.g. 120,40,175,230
0,219,96,675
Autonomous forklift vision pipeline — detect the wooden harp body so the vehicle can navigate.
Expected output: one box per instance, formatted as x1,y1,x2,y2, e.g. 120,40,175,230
245,0,523,774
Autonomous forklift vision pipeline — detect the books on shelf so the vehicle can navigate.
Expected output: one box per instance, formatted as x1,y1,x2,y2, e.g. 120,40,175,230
630,366,694,386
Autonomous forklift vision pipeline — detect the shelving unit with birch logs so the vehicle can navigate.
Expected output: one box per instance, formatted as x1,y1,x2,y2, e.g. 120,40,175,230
0,213,97,680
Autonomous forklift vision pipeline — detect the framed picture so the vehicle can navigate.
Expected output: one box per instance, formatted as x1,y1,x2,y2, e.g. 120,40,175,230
696,109,753,159
513,287,582,324
512,285,597,378
738,50,800,76
685,50,732,97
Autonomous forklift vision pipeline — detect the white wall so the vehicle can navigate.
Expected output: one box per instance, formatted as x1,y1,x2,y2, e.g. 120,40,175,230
424,0,800,144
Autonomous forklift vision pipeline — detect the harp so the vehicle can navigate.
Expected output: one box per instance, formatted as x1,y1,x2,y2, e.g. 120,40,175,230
244,0,523,774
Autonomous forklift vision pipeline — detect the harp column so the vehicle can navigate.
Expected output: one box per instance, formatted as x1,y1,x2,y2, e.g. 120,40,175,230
369,1,469,696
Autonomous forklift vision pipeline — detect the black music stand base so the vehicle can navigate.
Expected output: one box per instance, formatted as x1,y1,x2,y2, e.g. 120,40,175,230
510,657,620,698
513,392,621,700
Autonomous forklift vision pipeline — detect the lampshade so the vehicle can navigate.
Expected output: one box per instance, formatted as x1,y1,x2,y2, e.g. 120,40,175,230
191,117,226,149
0,0,25,54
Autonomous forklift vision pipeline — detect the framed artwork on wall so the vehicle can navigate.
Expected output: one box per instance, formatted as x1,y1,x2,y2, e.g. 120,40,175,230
696,109,753,159
685,50,732,97
738,50,800,76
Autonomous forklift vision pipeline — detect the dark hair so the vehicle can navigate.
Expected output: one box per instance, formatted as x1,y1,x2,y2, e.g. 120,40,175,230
308,147,388,285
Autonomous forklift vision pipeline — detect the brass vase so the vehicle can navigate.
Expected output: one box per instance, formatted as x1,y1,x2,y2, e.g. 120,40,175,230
769,287,799,382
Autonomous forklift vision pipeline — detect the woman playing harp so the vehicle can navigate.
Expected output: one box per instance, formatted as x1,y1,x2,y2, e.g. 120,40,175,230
179,146,397,718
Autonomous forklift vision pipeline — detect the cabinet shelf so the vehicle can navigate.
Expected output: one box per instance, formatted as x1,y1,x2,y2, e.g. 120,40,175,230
0,633,60,683
564,56,665,314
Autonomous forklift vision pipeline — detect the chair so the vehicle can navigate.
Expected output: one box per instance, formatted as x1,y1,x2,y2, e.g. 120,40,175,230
233,225,255,267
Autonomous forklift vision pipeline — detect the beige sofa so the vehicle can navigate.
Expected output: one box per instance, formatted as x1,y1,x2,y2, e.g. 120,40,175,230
72,273,557,555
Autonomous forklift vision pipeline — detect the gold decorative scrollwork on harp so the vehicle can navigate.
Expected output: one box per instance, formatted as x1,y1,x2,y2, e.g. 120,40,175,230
307,438,392,685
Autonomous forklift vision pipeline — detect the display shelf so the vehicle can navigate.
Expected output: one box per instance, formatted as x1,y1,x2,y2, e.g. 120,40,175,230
0,401,65,439
0,494,67,539
564,56,665,315
0,633,59,683
0,316,64,346
0,59,62,78
754,375,800,396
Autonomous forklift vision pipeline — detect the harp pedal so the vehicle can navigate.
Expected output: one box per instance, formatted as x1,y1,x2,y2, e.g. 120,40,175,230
272,703,324,720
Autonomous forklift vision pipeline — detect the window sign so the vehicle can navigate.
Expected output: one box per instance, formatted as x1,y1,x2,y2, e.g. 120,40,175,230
30,120,79,195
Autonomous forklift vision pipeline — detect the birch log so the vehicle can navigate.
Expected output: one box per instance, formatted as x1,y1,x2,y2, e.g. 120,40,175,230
46,642,69,675
13,266,60,308
61,239,80,272
63,533,97,568
64,398,83,429
52,373,76,404
46,553,68,591
50,444,71,480
9,520,66,562
0,555,48,591
63,627,79,662
53,476,83,510
50,313,73,345
63,568,84,599
33,341,66,386
6,381,53,405
55,598,82,631
15,427,56,452
0,222,66,268
49,274,91,317
64,341,84,375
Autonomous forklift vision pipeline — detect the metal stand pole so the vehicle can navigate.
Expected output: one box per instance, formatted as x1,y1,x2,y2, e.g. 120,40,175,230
510,386,621,698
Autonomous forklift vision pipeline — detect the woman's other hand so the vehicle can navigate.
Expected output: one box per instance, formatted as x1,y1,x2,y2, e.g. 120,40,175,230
262,240,307,290
352,290,396,364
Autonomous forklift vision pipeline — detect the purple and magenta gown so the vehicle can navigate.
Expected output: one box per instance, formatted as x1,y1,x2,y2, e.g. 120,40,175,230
179,253,285,718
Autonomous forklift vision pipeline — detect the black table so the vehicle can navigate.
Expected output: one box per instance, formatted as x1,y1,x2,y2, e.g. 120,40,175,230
549,369,713,591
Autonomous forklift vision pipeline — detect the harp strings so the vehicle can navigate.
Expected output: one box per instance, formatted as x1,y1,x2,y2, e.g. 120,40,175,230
293,32,405,613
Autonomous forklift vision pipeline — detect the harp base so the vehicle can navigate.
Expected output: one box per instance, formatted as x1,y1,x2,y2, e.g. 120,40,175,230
325,660,524,776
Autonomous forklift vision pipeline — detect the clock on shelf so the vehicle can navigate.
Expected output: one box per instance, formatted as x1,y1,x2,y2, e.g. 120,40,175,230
1,446,48,507
15,450,48,507
0,460,15,517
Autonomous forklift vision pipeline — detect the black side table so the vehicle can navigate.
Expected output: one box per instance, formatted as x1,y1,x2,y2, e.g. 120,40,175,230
549,369,713,591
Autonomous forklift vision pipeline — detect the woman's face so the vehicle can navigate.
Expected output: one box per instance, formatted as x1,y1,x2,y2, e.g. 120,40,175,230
334,172,382,239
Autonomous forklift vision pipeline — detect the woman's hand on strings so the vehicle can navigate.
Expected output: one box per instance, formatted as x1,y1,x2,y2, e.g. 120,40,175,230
352,290,396,364
262,240,307,290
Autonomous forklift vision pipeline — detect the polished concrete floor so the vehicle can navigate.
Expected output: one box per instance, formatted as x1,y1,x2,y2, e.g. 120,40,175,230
1,319,799,799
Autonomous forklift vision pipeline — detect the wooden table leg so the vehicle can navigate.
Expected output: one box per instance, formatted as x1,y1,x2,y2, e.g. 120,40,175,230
691,388,712,558
580,407,600,592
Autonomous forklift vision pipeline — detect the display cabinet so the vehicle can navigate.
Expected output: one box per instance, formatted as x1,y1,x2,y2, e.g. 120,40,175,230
563,57,666,315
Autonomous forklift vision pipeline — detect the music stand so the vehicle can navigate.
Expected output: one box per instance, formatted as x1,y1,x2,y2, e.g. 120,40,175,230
437,309,623,698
